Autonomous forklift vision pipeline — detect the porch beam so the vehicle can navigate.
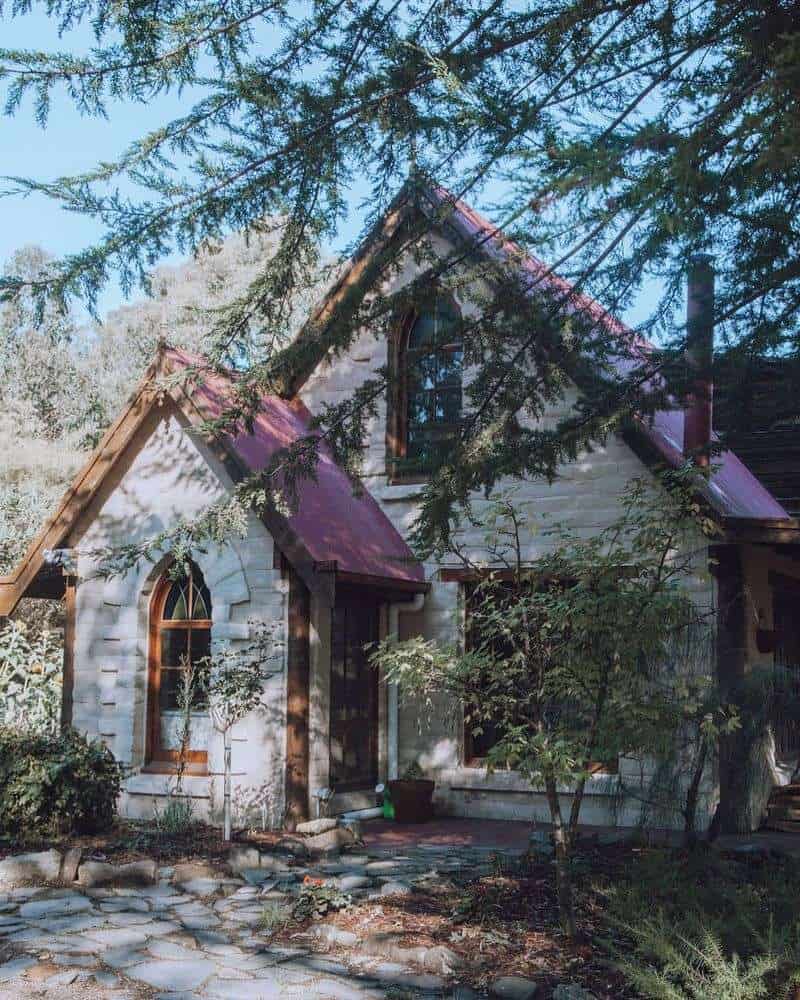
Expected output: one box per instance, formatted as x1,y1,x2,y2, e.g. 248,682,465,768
60,576,76,731
710,544,749,835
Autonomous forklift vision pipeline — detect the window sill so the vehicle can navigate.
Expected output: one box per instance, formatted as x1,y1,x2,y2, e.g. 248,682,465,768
142,762,209,777
462,760,618,776
125,770,211,799
439,765,620,797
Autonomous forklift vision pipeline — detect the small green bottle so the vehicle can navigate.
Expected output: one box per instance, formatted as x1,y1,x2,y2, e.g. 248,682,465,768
382,785,395,820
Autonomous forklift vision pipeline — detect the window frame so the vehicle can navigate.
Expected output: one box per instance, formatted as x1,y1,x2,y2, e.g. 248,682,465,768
146,566,212,772
386,295,464,483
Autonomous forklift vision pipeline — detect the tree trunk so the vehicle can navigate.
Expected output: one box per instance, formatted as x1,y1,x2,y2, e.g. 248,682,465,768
223,728,232,842
683,739,708,849
543,772,577,939
554,832,576,940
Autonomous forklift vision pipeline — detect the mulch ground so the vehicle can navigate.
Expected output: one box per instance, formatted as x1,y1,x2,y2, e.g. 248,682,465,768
278,846,643,998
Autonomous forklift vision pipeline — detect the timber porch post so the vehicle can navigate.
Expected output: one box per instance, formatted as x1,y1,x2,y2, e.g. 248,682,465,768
285,567,311,829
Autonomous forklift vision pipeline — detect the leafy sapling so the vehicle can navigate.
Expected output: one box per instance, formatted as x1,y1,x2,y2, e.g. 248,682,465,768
372,471,712,938
201,621,283,841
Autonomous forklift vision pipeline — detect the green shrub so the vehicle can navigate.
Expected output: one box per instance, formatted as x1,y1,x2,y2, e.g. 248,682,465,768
153,795,196,836
602,850,800,999
259,901,292,936
292,881,352,920
611,910,794,999
0,727,124,836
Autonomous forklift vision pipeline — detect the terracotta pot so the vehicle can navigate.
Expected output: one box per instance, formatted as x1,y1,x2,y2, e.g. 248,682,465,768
388,779,435,823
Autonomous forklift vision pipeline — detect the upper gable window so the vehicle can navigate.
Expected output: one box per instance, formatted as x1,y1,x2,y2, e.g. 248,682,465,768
388,295,463,479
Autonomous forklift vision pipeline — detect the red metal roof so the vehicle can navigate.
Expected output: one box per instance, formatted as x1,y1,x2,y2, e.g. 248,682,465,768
166,348,425,587
431,187,790,521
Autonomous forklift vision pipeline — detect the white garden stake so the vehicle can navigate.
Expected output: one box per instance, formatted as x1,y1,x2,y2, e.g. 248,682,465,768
205,622,282,843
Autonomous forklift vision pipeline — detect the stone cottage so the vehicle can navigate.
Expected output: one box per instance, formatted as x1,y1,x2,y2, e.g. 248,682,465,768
2,185,799,833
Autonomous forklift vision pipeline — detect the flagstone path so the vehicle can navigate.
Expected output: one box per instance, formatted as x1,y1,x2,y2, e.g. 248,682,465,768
0,844,526,999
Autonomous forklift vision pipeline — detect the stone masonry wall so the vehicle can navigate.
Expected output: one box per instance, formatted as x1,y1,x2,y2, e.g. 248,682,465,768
298,230,717,829
68,404,288,829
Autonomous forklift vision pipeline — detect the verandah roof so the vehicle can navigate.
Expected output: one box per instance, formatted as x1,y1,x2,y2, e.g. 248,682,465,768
168,347,425,589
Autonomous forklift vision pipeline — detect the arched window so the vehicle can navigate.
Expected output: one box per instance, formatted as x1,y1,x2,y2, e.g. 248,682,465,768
389,296,463,479
147,564,212,769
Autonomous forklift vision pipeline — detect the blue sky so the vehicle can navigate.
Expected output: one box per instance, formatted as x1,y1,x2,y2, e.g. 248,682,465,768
1,7,660,329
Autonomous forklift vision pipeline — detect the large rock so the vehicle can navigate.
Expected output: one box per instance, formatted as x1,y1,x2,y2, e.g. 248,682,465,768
337,874,372,892
310,924,360,947
380,880,412,897
126,957,217,991
338,816,363,841
490,977,540,1000
227,846,261,873
77,859,157,888
0,850,62,886
422,945,463,975
174,862,218,883
275,836,310,858
19,894,93,919
363,932,462,974
295,817,338,836
303,827,355,855
0,956,36,982
228,845,295,875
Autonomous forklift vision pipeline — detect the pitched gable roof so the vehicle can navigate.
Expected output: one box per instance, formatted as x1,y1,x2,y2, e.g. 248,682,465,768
287,182,791,525
0,346,425,617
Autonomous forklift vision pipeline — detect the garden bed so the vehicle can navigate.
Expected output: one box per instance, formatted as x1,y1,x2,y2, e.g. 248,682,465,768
0,819,229,867
0,821,798,998
267,842,800,998
279,845,638,999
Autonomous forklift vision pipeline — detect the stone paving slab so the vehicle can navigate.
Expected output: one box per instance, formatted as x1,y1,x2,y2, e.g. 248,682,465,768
0,843,540,998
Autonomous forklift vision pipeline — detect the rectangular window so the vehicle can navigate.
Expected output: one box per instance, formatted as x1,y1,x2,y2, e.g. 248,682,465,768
462,578,617,774
462,579,514,765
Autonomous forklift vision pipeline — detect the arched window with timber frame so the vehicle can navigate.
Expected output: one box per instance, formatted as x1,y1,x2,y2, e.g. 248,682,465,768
147,563,212,770
387,294,463,481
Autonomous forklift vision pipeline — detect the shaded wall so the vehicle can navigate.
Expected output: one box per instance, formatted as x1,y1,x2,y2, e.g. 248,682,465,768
298,232,716,829
68,403,288,828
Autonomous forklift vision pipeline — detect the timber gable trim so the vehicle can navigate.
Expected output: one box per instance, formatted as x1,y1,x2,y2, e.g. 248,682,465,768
0,345,340,617
0,356,164,616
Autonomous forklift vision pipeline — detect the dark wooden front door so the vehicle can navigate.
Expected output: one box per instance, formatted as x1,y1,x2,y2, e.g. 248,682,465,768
330,594,379,790
773,579,800,758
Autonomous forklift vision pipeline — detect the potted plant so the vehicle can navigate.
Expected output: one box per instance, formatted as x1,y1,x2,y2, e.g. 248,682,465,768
388,761,435,823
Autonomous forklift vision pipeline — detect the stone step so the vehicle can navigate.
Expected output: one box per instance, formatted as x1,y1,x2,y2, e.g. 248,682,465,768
769,783,800,799
767,803,800,821
764,818,800,834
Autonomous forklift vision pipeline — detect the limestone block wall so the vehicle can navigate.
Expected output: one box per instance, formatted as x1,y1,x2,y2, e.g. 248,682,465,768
298,233,717,830
68,404,288,829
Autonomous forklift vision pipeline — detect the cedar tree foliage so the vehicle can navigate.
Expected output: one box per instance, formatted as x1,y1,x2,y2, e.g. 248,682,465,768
1,1,799,552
